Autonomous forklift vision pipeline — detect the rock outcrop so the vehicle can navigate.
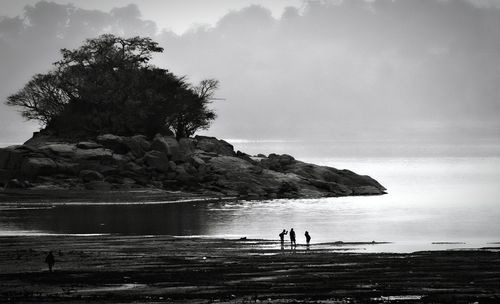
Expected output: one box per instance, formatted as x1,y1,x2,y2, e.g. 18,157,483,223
0,134,386,199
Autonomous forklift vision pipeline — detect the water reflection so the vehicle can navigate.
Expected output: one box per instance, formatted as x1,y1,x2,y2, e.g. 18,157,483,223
1,203,216,236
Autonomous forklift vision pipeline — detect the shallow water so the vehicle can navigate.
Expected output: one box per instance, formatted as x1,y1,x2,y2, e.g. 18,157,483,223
1,141,500,252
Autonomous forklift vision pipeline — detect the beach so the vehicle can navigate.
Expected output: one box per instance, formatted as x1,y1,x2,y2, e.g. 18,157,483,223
1,235,499,303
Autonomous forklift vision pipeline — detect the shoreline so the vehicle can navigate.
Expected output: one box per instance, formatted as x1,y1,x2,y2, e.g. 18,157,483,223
1,235,499,303
0,187,385,207
0,188,235,203
0,188,369,205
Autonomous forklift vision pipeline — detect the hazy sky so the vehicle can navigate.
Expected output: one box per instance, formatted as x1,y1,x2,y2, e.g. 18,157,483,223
0,0,302,34
1,0,499,143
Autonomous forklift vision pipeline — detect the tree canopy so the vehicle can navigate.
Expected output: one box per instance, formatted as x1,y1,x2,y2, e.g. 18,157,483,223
6,34,219,139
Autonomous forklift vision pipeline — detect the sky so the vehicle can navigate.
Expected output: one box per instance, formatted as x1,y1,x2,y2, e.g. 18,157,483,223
1,0,499,144
0,0,302,34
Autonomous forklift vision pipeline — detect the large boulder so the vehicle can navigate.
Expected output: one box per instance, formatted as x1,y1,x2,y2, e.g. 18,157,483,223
0,146,26,170
55,160,80,175
236,150,258,165
111,153,131,165
23,133,60,148
308,179,352,195
20,158,58,177
151,134,182,161
123,135,151,158
123,161,143,172
189,155,206,168
208,156,255,173
76,141,102,149
178,138,196,156
79,170,104,182
40,143,76,157
195,136,235,156
351,185,384,195
96,134,129,154
260,154,295,171
287,162,385,193
73,148,113,160
143,150,170,172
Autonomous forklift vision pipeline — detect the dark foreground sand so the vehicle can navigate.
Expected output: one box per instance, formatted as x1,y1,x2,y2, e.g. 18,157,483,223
1,235,499,303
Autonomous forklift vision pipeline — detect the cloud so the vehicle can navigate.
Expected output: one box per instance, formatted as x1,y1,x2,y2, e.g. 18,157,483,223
1,0,499,143
157,0,500,140
465,0,500,7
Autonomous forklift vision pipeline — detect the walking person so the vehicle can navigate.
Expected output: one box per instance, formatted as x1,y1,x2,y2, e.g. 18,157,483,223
289,228,296,247
45,251,55,273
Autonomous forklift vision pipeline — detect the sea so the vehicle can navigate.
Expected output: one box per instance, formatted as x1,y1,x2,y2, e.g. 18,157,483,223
1,139,499,252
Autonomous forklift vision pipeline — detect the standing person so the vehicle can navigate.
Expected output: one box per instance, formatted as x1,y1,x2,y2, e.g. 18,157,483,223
279,229,288,246
289,228,296,247
45,251,55,273
305,231,311,246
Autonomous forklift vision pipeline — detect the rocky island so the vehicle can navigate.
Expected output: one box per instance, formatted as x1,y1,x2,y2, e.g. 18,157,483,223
0,132,385,200
0,34,385,201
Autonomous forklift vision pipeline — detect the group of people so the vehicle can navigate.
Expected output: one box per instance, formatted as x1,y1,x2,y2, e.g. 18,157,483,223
279,228,311,248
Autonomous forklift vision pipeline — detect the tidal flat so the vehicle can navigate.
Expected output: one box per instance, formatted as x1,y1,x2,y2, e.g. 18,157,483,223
1,235,499,303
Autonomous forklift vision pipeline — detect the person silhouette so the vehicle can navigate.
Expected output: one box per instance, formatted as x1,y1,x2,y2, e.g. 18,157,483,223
279,229,288,243
305,231,311,247
45,251,55,272
279,229,288,249
289,228,296,247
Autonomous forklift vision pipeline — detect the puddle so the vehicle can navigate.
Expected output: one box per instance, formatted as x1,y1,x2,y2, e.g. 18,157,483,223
372,295,423,301
76,283,146,293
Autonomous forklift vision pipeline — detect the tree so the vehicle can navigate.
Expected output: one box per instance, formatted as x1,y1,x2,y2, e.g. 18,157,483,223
5,34,220,139
167,79,219,139
6,73,68,125
194,79,219,100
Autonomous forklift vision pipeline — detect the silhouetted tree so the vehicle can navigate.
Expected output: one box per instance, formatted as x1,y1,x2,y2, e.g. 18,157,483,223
5,34,220,139
167,79,219,139
6,73,68,125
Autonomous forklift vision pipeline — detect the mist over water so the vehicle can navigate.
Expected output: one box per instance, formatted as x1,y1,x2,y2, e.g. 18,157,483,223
1,140,499,252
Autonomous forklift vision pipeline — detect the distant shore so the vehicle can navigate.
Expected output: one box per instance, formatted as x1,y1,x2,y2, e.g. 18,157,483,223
1,235,499,303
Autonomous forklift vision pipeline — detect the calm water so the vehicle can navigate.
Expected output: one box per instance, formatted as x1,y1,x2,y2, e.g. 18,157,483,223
1,141,499,252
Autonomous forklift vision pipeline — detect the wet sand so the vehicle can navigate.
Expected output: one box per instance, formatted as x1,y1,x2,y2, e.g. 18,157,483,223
1,235,499,303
